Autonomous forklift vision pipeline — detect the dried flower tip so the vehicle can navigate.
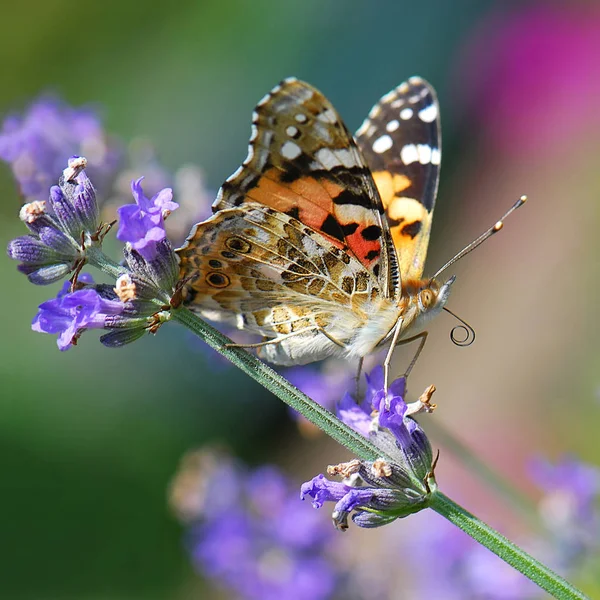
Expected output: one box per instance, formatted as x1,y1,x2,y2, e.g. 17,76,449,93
406,383,437,417
63,156,88,182
372,459,392,478
19,201,47,223
327,459,361,478
114,273,137,302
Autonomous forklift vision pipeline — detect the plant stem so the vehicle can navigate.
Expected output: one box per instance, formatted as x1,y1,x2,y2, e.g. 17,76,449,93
87,246,126,279
173,306,589,600
429,492,589,600
172,306,384,463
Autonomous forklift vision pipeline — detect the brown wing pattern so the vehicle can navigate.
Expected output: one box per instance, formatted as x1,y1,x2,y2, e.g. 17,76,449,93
213,78,400,299
177,202,381,340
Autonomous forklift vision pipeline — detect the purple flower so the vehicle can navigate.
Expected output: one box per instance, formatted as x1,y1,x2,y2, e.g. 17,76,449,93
0,96,119,200
301,367,435,530
169,450,338,600
32,274,124,350
7,157,103,285
116,177,178,261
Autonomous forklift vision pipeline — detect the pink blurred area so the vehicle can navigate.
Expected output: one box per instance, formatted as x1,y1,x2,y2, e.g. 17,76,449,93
454,4,600,155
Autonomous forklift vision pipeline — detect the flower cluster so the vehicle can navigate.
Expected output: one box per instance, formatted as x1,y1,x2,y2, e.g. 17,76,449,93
169,449,339,600
302,366,437,530
6,153,180,350
7,157,101,285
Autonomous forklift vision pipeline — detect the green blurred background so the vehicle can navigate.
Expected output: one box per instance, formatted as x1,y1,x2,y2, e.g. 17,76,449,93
1,1,599,598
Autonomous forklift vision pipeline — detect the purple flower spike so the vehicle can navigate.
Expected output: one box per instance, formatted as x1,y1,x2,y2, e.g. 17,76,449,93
302,366,436,530
32,275,124,350
116,177,178,261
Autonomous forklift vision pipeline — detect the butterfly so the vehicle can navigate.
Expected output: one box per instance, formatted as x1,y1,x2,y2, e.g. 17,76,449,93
176,76,455,387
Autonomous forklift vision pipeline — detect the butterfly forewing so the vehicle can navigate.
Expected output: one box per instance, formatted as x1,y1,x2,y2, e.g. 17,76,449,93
213,78,399,299
355,77,441,281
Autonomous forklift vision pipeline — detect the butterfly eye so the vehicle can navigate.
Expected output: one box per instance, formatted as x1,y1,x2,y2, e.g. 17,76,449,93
419,289,435,309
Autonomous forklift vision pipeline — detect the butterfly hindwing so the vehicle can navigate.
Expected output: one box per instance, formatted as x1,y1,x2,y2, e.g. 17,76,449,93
214,78,400,299
176,202,382,363
355,77,441,281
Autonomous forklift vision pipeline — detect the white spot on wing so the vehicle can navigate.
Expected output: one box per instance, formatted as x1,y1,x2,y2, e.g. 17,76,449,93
401,144,419,165
336,148,359,168
372,134,393,154
380,90,397,103
226,165,245,182
315,147,340,169
391,98,405,108
386,119,399,132
281,141,302,160
418,104,438,123
369,105,382,119
400,107,413,120
295,113,308,123
286,125,299,137
257,93,271,107
249,124,258,142
318,108,337,124
417,144,432,164
431,148,441,165
356,118,370,136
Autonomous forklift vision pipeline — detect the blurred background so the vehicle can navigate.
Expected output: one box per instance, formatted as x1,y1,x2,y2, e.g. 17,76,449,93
1,0,599,598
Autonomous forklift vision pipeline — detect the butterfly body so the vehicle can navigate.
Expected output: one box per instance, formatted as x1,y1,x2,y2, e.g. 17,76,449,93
178,76,450,372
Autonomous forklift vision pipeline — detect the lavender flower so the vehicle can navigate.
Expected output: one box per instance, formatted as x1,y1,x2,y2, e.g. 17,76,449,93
7,157,103,285
116,177,178,261
302,367,436,530
98,237,180,348
32,274,124,350
169,450,338,600
0,96,119,200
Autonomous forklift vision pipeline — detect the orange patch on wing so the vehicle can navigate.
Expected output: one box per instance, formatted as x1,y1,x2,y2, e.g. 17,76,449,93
246,170,347,249
372,171,412,210
345,227,381,268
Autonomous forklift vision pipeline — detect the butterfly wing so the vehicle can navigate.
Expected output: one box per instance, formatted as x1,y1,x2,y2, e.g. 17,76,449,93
355,77,441,281
176,202,381,363
213,78,400,299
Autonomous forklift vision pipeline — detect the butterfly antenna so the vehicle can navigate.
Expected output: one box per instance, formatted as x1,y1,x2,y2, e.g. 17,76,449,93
443,307,476,347
432,195,527,280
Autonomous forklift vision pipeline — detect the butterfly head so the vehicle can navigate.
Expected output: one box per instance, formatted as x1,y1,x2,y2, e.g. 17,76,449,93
403,275,455,332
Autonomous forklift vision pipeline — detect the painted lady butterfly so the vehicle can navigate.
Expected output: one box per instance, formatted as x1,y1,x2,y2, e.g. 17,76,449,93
176,77,522,386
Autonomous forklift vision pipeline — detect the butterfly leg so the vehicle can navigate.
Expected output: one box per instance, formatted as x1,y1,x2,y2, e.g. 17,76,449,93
225,327,321,349
225,327,347,350
383,317,405,392
395,331,429,379
354,357,364,398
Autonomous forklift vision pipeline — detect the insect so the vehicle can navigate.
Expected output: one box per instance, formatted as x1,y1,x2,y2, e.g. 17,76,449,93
177,77,524,387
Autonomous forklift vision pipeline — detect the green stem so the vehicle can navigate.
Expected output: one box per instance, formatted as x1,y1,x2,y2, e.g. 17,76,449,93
86,246,126,280
430,492,589,600
172,306,384,462
173,306,589,600
425,418,541,526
